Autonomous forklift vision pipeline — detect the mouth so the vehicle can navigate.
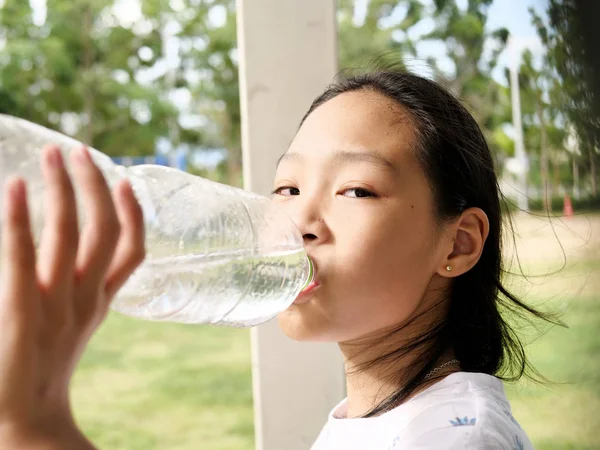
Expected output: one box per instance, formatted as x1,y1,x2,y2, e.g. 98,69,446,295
293,258,320,304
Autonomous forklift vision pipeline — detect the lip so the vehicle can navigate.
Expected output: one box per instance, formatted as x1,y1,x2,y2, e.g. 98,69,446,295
294,258,320,304
294,280,320,304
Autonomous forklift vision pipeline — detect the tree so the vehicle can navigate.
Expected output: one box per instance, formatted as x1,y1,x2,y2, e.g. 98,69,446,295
127,0,242,185
337,0,423,70
179,0,241,186
0,0,46,125
422,0,512,157
531,0,599,196
518,49,554,209
0,0,187,157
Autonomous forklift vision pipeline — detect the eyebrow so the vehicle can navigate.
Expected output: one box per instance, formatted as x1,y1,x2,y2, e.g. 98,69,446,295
277,150,395,172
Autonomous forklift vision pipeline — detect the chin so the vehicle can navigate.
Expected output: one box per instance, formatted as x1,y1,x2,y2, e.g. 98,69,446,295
277,303,335,342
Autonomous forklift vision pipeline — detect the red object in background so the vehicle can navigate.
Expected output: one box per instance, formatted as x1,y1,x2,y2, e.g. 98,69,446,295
563,195,574,217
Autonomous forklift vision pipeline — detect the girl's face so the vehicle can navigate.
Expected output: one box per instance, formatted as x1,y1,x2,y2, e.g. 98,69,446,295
274,91,453,343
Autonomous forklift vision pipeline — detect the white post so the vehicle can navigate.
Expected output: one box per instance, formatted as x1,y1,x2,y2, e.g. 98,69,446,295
508,36,529,211
566,124,581,200
236,1,345,450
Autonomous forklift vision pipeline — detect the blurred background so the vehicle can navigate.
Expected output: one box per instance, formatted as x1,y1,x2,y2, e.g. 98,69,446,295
0,0,598,448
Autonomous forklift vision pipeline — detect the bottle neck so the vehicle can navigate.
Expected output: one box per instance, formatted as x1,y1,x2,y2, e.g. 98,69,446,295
300,256,314,291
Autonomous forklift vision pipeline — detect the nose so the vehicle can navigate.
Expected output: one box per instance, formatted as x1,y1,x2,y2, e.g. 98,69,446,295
286,191,331,246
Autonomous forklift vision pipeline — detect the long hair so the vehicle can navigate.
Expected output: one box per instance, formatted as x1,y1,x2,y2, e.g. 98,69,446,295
301,70,560,417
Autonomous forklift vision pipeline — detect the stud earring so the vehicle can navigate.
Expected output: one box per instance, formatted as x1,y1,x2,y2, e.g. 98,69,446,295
445,265,452,272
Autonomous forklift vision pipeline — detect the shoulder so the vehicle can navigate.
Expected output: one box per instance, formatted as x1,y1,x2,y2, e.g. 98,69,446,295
386,372,533,450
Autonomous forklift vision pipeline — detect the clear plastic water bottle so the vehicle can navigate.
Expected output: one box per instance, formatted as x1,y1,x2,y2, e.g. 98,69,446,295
0,114,313,327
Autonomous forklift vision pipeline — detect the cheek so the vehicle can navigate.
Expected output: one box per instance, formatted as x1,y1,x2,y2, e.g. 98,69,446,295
337,207,438,283
278,205,442,343
300,210,439,340
338,221,436,311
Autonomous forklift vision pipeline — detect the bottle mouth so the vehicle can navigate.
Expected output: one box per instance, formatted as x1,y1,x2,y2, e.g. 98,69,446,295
300,256,315,292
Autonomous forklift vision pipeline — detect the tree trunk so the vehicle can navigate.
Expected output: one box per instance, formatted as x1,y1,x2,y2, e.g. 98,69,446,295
222,114,242,187
551,156,561,196
226,146,243,187
82,3,94,145
573,158,580,199
536,100,551,211
590,146,597,196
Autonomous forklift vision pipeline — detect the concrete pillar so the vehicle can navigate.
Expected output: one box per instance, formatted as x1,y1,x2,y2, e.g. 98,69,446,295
236,1,345,449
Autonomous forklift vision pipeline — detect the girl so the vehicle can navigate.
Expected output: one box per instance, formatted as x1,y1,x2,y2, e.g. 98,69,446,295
0,71,547,449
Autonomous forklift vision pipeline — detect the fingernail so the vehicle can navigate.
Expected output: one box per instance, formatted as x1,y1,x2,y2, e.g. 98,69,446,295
47,147,64,168
122,180,133,194
74,146,91,164
9,178,25,201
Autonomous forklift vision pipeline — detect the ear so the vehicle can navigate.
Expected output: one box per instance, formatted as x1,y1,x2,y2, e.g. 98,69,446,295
436,207,490,278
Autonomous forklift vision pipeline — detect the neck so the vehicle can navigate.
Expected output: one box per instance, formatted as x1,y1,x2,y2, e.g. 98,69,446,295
339,292,458,418
340,342,458,418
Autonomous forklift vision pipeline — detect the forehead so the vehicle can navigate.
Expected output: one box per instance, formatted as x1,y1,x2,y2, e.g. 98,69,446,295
288,90,418,166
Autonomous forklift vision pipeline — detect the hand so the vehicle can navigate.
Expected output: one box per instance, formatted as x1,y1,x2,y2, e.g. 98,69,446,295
0,145,145,449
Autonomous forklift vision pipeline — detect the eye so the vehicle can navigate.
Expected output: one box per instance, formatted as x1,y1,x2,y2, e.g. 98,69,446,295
341,188,377,198
272,186,300,196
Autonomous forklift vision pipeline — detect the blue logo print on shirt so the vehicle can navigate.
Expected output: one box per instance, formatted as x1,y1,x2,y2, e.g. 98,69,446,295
514,435,524,450
449,416,477,426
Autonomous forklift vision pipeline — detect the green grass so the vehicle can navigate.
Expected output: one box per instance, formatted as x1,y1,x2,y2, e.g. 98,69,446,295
72,317,254,450
505,262,600,449
71,214,600,449
502,211,600,449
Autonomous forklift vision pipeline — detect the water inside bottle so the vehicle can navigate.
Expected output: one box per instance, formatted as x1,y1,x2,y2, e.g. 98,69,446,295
112,246,309,327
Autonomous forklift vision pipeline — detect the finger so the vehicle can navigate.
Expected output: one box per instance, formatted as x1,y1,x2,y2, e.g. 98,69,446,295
71,146,120,284
0,178,38,417
0,178,39,322
37,146,79,292
105,180,146,300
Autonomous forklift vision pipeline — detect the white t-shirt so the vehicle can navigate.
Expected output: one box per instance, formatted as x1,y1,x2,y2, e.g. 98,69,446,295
311,372,533,450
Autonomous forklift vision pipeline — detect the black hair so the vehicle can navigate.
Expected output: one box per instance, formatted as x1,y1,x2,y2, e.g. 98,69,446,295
301,70,560,417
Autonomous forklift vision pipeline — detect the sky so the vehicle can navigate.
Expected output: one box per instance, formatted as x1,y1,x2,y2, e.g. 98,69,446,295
482,0,548,77
350,0,547,83
487,0,547,41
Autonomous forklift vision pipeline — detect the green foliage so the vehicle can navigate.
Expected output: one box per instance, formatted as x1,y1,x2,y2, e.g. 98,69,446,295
147,0,242,185
491,128,515,157
530,1,599,196
422,0,512,157
182,1,241,184
502,194,600,213
527,195,600,212
337,0,420,70
1,0,593,196
0,0,197,157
